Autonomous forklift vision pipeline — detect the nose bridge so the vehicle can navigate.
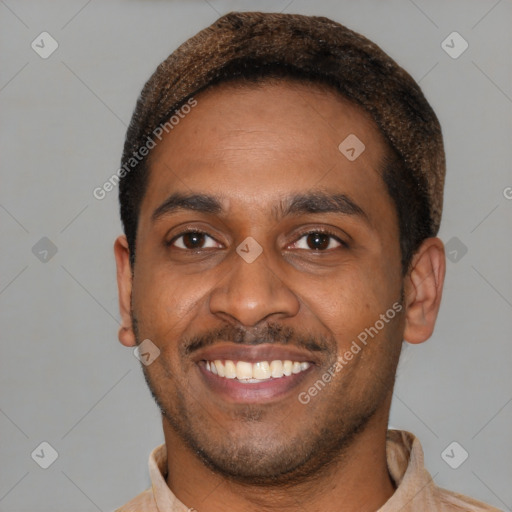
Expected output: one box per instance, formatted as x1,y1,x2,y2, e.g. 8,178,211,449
209,248,299,326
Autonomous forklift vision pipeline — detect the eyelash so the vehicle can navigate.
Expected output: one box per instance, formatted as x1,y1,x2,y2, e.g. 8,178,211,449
293,228,348,249
167,228,348,250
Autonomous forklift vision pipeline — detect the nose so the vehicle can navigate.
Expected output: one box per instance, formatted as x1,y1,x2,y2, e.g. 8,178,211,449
208,249,300,327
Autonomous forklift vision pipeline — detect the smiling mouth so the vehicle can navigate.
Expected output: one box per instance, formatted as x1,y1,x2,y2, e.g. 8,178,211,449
193,342,318,402
203,359,311,382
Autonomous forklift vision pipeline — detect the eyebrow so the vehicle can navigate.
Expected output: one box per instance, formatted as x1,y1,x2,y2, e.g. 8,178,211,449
151,191,370,225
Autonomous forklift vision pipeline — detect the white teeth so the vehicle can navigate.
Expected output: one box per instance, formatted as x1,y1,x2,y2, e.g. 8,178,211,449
224,360,237,379
204,359,311,382
253,361,271,379
236,361,253,380
214,360,224,377
270,360,284,378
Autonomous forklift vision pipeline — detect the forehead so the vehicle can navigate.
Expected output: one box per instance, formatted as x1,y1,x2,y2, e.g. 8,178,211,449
140,80,392,224
156,79,386,157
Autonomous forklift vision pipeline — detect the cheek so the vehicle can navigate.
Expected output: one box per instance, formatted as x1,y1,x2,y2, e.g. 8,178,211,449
131,265,199,335
310,257,401,343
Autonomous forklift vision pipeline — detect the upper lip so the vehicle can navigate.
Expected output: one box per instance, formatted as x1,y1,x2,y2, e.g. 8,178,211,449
192,342,320,365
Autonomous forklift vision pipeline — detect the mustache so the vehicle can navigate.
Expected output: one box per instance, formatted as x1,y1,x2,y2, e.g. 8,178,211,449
182,322,329,356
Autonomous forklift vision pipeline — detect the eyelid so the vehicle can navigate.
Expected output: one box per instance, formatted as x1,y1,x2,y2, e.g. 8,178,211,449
289,228,348,249
166,228,222,248
166,226,348,250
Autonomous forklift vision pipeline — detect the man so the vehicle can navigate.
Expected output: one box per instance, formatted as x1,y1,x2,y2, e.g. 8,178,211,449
113,11,500,512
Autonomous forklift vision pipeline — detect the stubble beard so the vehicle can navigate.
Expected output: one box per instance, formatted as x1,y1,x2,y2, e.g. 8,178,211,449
133,318,400,487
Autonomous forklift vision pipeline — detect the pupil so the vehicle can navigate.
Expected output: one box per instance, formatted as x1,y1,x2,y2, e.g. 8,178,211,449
308,233,329,250
184,232,204,249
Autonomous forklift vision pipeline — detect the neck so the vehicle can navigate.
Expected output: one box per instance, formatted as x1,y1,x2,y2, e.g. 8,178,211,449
163,405,395,512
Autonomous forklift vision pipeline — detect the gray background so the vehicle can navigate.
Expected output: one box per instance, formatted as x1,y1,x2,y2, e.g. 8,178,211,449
1,0,511,510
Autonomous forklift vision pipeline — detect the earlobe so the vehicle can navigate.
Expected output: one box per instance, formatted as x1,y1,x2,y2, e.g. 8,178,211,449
403,237,446,344
114,235,137,347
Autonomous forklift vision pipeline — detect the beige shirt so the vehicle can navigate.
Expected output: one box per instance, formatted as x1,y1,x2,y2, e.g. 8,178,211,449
115,430,501,511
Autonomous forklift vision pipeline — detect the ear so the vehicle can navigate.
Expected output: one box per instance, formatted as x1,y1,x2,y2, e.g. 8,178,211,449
403,237,446,344
114,235,136,347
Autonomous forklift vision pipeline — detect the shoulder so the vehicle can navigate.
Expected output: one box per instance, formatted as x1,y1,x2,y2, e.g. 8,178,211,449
435,485,504,512
113,487,156,512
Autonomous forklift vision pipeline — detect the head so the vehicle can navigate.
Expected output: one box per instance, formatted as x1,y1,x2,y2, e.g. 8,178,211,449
114,12,446,484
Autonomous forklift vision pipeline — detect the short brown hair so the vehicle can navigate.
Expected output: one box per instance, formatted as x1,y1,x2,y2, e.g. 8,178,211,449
119,11,445,272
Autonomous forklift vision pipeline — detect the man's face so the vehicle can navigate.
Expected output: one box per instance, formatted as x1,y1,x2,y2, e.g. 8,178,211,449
129,82,405,483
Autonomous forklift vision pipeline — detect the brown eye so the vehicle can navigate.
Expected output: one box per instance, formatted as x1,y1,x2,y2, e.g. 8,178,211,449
306,233,331,250
291,231,343,251
169,231,220,250
182,232,205,249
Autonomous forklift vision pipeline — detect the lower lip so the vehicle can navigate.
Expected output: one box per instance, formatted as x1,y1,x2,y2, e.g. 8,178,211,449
197,362,314,403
